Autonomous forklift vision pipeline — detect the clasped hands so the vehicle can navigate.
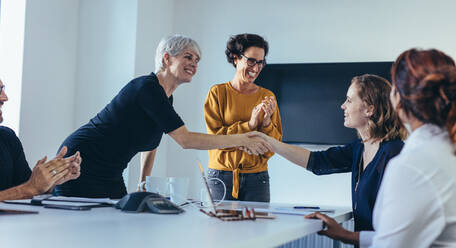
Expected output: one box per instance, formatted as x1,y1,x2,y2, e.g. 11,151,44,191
25,146,82,195
237,131,276,156
248,96,276,130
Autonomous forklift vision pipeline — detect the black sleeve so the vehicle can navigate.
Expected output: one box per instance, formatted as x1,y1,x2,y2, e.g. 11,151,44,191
8,130,32,186
307,141,355,175
137,78,185,134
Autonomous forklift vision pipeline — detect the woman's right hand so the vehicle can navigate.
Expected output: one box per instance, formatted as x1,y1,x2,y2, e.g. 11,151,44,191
305,212,359,245
25,157,70,195
238,133,272,155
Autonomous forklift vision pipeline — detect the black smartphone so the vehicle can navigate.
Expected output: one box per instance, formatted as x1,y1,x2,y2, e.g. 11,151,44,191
44,204,91,211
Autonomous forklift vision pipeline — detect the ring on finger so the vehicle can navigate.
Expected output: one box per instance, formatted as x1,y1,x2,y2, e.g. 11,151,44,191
51,169,57,175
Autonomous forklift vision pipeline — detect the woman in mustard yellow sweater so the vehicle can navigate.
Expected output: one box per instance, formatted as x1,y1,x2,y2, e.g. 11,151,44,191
204,34,282,202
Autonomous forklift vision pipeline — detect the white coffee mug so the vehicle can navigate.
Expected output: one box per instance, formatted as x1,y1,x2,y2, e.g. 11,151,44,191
139,176,169,196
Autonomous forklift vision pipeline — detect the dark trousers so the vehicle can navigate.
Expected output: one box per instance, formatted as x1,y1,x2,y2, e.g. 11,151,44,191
207,168,270,202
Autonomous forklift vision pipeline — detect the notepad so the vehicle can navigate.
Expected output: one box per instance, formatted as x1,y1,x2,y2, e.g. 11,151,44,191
41,201,100,207
3,199,33,205
4,195,117,207
249,207,335,216
0,208,38,215
45,196,115,205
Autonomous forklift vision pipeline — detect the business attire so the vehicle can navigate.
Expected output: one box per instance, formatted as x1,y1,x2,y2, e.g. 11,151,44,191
0,127,31,190
307,139,403,231
204,82,282,201
360,124,456,247
54,73,184,198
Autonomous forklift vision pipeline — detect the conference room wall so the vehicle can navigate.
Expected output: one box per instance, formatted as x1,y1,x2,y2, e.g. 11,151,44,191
0,0,26,134
18,0,79,165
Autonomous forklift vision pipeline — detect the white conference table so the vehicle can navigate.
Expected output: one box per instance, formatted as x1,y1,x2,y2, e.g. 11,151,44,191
0,201,352,248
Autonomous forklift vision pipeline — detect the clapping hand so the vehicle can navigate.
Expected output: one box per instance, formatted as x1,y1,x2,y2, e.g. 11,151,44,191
248,103,264,130
261,96,276,127
26,156,70,195
54,146,82,186
248,96,276,129
23,146,82,196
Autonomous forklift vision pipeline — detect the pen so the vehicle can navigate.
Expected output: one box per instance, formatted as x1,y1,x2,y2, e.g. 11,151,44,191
294,206,320,209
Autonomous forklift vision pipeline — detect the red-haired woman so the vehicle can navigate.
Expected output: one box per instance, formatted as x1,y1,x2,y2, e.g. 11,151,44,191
306,48,456,248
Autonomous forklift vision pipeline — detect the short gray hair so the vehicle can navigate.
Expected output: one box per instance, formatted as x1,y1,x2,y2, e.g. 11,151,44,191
154,34,202,73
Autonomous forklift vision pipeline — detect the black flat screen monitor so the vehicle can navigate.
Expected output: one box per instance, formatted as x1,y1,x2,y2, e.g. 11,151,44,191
255,62,393,144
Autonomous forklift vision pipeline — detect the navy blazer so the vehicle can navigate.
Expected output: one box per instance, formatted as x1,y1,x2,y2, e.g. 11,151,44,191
307,139,403,231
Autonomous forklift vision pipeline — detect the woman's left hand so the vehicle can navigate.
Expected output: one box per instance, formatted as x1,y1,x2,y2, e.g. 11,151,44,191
305,212,359,245
261,96,276,127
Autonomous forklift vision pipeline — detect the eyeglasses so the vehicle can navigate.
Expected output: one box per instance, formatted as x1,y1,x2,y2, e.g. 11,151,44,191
241,54,266,68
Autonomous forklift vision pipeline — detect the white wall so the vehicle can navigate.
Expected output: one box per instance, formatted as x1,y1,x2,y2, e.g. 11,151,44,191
19,0,79,164
74,0,137,126
0,0,26,134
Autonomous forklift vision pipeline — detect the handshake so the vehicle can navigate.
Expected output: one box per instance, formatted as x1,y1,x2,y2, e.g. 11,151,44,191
236,131,277,155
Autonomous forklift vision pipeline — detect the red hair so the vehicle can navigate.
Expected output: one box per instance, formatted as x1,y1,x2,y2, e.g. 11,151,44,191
391,48,456,151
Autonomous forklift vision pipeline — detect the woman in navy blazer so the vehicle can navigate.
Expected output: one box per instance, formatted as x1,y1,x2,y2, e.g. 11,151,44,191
248,74,407,232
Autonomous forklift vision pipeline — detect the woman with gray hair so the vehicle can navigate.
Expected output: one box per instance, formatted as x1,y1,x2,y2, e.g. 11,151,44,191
55,35,271,198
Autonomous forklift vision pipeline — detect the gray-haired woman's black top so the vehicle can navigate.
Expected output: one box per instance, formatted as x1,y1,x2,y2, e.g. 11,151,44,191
55,73,184,198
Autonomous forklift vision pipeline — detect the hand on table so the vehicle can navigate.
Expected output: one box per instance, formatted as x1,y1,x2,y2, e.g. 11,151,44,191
305,212,359,245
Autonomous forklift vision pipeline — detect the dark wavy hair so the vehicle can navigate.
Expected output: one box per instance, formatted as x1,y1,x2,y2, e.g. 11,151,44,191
225,33,269,68
391,48,456,151
352,74,408,143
